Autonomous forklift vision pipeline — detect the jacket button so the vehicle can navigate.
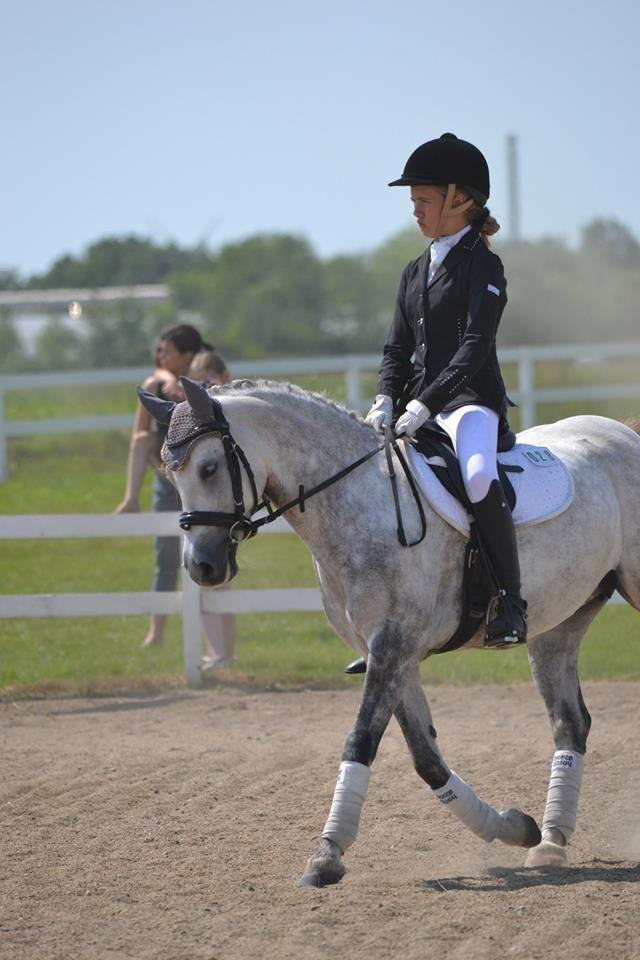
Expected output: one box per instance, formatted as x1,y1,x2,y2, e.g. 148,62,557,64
418,317,424,325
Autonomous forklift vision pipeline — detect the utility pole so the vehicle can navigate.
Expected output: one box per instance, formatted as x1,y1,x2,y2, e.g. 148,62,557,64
506,134,521,241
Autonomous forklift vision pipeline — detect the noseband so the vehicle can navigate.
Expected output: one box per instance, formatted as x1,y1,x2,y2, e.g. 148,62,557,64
171,396,427,551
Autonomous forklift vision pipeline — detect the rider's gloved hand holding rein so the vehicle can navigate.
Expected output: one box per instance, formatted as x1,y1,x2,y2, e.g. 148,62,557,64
365,395,393,434
394,399,430,437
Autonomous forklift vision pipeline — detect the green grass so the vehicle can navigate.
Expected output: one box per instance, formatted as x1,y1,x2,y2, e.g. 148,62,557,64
4,383,140,420
1,366,639,697
423,605,640,684
2,432,134,513
2,597,638,696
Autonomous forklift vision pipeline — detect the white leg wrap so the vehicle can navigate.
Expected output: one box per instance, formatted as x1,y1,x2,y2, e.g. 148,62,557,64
322,761,371,852
433,771,503,842
541,750,584,841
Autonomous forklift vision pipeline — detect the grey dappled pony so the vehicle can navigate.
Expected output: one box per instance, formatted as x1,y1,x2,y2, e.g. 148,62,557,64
139,378,640,887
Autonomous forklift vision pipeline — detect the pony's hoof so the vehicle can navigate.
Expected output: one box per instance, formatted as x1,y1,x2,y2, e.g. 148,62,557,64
297,842,346,888
297,863,345,888
499,808,542,848
525,840,568,867
297,860,346,887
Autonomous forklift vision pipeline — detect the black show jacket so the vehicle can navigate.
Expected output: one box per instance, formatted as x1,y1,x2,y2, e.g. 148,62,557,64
377,229,509,418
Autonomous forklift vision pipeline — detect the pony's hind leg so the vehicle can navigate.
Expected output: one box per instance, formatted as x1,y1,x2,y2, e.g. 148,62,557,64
298,626,410,888
525,593,608,867
395,672,541,849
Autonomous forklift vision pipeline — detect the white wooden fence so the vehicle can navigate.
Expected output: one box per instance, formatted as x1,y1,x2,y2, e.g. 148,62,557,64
2,342,640,481
0,512,322,688
0,510,626,691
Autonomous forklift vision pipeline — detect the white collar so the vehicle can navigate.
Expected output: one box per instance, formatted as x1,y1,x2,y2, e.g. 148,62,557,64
431,224,472,259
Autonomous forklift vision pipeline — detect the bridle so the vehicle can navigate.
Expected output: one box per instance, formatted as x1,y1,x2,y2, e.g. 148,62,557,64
173,397,262,544
172,395,427,556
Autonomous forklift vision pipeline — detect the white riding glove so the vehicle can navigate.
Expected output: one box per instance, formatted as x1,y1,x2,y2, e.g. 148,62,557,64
365,395,393,434
394,399,430,437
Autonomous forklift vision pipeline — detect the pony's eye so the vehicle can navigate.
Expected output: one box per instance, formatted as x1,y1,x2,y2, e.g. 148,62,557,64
199,462,217,481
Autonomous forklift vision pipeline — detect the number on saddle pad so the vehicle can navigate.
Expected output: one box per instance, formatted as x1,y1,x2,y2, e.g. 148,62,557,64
523,447,558,467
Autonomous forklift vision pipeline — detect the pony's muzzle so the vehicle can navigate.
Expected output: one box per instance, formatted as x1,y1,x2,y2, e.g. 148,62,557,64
184,541,232,586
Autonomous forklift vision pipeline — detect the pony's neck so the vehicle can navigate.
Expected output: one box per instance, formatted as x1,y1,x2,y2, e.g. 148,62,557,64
225,386,377,544
266,391,373,499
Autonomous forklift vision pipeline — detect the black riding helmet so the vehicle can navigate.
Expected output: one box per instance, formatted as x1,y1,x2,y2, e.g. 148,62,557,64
388,132,490,205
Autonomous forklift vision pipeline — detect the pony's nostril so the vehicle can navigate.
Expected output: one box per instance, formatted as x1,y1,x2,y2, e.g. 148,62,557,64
194,561,214,581
188,555,227,585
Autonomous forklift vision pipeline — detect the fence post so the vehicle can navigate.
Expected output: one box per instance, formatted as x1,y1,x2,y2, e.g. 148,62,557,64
181,573,203,688
0,392,6,482
346,361,363,412
518,349,536,429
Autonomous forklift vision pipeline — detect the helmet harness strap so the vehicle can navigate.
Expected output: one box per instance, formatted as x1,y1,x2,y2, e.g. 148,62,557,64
433,182,475,239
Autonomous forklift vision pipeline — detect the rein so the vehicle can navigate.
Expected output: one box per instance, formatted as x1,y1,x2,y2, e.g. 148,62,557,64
176,399,426,549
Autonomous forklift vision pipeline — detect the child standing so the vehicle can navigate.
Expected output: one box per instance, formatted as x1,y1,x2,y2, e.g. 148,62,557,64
188,348,232,388
365,133,527,644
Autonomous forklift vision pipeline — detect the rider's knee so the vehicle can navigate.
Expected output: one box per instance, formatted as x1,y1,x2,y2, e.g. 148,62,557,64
464,466,496,504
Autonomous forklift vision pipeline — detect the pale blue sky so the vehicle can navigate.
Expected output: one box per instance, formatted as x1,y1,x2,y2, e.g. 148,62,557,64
3,0,639,276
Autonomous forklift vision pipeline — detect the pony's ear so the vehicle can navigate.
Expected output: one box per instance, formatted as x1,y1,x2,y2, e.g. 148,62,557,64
136,387,176,425
180,376,215,419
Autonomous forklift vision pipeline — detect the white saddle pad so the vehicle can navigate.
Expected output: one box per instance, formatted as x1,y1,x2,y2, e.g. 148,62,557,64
405,441,574,538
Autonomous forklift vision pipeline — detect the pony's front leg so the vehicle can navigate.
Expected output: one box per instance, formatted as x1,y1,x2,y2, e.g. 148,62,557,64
298,632,409,888
524,599,603,867
396,672,541,848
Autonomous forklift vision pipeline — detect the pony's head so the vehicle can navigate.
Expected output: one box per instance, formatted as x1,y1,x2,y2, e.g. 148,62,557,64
138,378,268,587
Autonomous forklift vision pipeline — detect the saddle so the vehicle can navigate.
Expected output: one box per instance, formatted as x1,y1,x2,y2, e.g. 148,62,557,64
407,426,574,538
411,419,522,514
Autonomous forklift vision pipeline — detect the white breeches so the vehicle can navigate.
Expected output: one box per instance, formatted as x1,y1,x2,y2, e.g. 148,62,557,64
436,405,500,504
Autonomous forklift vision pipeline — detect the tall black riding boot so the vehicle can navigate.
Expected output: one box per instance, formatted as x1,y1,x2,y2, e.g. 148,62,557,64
471,479,527,646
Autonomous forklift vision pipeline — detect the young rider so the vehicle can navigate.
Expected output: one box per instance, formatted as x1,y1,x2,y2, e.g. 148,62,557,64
365,132,527,644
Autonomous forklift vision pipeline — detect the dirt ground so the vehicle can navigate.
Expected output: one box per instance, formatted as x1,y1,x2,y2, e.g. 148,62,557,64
2,681,640,960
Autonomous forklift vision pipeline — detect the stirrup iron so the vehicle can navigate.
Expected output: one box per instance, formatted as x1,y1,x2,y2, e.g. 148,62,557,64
484,591,527,648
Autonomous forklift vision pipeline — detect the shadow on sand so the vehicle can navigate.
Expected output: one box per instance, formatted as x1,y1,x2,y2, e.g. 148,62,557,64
419,859,640,893
51,692,199,716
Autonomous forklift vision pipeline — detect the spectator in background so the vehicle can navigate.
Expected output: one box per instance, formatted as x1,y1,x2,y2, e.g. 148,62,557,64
114,336,182,514
116,324,204,647
115,324,202,647
188,348,232,387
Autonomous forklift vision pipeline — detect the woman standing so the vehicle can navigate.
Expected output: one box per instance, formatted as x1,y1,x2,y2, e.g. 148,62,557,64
114,337,182,515
116,324,204,647
365,133,526,645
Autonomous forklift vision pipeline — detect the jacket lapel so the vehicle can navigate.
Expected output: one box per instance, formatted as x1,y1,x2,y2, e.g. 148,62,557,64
427,229,481,289
417,243,433,294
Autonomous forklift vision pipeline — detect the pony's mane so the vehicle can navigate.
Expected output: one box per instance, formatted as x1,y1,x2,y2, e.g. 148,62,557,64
209,378,364,425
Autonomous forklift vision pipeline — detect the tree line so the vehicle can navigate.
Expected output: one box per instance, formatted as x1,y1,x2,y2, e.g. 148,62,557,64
1,217,639,373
